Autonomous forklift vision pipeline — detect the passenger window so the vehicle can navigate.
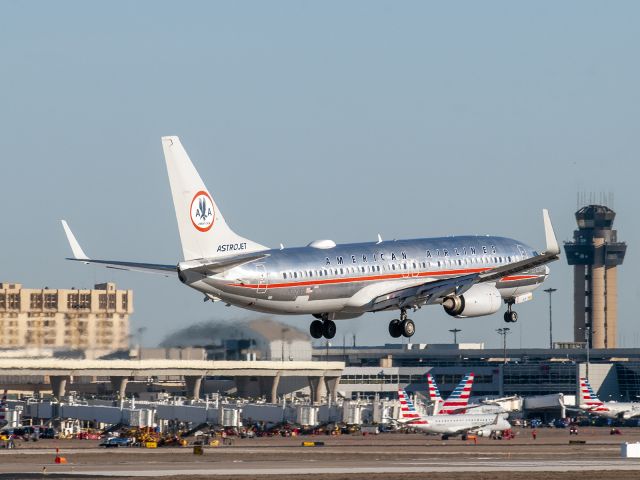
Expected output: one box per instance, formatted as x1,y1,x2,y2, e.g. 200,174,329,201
283,273,287,279
391,264,396,271
293,272,298,279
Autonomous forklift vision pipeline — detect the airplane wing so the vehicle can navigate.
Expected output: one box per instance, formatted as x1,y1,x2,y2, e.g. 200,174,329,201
370,209,560,312
62,220,269,276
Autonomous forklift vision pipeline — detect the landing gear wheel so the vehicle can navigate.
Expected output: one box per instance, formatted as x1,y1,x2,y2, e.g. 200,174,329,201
503,310,518,323
389,319,402,338
322,320,336,339
310,320,323,339
400,319,415,338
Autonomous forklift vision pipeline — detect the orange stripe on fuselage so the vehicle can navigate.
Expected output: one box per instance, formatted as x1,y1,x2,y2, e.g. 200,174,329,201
228,268,543,290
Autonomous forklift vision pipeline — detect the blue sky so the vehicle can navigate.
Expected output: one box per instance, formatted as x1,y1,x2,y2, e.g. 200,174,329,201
1,1,638,348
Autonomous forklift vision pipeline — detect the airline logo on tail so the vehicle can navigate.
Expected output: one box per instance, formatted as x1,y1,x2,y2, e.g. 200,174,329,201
579,377,608,411
437,373,474,414
427,373,443,404
398,389,427,424
190,191,215,232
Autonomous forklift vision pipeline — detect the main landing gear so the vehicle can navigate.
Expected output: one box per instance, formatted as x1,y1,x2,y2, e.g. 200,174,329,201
389,309,415,338
503,302,518,323
309,316,336,339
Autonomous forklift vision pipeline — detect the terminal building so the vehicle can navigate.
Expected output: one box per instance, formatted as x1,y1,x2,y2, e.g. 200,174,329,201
0,282,132,353
313,343,640,403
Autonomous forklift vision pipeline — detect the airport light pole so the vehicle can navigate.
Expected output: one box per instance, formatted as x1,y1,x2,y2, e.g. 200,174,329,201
449,328,461,345
496,328,511,365
544,288,557,349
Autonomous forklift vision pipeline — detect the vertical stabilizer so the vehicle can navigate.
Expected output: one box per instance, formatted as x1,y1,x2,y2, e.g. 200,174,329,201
398,389,421,419
427,373,444,415
579,377,604,408
162,136,267,261
438,373,475,414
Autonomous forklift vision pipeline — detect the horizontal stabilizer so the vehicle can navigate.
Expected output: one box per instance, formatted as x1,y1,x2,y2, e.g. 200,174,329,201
178,252,270,275
61,220,176,276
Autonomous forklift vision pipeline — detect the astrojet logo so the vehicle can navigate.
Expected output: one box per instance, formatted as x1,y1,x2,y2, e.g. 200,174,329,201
190,191,214,232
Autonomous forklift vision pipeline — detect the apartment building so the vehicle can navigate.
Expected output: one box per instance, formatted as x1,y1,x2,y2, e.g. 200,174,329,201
0,282,132,351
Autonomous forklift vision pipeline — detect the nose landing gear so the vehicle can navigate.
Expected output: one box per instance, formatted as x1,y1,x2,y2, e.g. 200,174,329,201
310,316,336,339
389,309,415,338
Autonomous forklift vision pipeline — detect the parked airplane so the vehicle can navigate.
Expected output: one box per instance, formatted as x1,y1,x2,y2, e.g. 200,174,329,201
62,136,561,339
397,389,510,439
427,373,475,414
578,377,640,420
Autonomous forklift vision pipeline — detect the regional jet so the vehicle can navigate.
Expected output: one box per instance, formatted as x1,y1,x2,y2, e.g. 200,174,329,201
397,389,510,439
62,136,560,340
578,377,640,420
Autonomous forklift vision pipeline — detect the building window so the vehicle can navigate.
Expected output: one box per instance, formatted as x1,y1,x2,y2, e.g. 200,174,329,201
0,294,5,309
108,294,116,309
79,293,91,309
99,294,107,309
8,294,20,309
122,293,128,310
44,294,58,309
30,293,43,309
67,294,79,310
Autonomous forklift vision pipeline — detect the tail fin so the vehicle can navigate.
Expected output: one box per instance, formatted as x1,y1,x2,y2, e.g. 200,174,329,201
397,389,421,419
438,372,475,414
579,377,604,407
426,373,444,414
162,136,267,261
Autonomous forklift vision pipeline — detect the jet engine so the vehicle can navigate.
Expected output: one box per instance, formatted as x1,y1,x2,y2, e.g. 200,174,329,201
442,284,502,318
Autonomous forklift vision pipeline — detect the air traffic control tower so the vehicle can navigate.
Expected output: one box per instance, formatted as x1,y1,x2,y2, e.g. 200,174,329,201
564,205,626,348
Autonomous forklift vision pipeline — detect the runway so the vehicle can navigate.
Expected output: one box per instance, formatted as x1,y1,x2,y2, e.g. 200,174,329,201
1,429,640,478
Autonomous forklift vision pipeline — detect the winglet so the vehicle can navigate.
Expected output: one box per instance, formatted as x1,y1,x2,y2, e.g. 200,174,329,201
542,209,560,256
61,220,90,260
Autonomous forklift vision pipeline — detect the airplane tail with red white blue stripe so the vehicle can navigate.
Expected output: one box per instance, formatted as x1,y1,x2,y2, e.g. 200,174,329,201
579,377,606,410
398,388,421,420
436,373,475,415
427,373,444,404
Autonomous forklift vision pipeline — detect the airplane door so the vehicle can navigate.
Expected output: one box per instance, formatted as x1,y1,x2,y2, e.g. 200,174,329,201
255,264,268,294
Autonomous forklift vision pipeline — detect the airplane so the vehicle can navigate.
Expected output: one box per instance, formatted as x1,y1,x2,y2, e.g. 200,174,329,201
397,388,510,439
61,136,561,340
427,373,516,415
577,377,640,420
427,372,475,414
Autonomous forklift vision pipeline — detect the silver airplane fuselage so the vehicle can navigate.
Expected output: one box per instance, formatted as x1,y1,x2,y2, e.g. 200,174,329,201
180,235,547,317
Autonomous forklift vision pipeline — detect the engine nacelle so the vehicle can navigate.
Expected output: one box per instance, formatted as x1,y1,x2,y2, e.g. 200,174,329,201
443,284,502,318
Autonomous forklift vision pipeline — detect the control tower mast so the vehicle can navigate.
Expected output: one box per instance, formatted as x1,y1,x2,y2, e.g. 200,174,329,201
564,205,626,348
